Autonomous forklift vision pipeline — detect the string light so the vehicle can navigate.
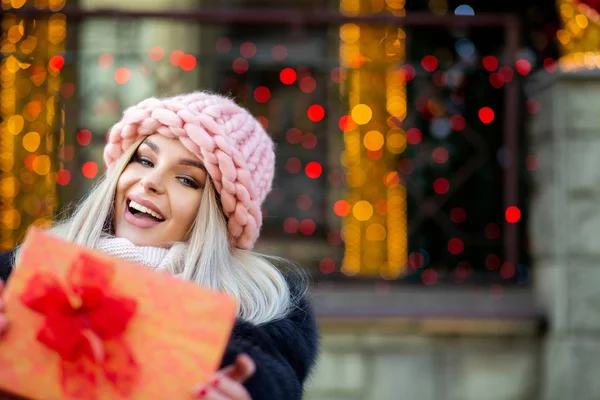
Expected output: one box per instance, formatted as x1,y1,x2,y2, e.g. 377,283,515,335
339,0,407,278
1,1,65,250
557,0,600,70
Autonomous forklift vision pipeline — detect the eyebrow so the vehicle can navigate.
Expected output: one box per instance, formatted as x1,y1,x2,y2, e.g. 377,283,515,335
142,139,205,171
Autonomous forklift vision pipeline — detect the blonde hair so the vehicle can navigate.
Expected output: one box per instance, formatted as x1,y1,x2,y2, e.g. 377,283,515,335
35,138,306,325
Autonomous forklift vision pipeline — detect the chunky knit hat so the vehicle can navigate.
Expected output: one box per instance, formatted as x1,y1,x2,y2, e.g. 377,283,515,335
103,91,275,250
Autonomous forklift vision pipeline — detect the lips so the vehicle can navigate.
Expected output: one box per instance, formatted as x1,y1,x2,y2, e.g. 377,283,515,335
123,195,165,229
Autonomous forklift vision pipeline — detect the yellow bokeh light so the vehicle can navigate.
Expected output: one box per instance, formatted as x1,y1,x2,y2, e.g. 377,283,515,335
366,223,386,241
363,130,384,151
346,166,366,187
10,0,26,8
23,131,41,152
7,115,24,135
20,36,38,54
575,14,588,29
386,0,406,10
387,131,407,154
32,155,51,175
7,25,24,44
340,23,360,43
351,104,373,125
560,4,573,19
353,200,373,221
0,176,19,199
2,209,21,230
0,153,14,173
4,56,20,74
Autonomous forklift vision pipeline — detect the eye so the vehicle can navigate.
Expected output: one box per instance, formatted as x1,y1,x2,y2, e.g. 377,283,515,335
178,176,200,189
134,155,154,168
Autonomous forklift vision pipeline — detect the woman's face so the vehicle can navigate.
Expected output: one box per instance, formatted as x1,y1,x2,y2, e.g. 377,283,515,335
113,134,207,247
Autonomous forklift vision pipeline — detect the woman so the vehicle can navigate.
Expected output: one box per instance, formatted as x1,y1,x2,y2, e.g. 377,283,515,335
0,92,319,400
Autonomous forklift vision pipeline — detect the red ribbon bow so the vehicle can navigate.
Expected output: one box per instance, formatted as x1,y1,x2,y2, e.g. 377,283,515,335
20,253,139,399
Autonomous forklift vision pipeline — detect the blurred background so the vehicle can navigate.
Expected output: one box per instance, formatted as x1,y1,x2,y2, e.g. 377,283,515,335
2,0,599,398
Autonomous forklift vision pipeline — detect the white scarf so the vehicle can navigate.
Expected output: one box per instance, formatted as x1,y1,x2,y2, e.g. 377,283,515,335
96,237,187,276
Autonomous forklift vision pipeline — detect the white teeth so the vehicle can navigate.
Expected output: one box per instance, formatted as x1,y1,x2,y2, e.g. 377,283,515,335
129,200,164,220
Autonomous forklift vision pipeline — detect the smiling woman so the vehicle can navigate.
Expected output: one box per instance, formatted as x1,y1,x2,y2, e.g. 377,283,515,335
0,91,319,400
114,136,206,247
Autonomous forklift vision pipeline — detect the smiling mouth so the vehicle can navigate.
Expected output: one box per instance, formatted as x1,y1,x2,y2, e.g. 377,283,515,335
126,199,165,222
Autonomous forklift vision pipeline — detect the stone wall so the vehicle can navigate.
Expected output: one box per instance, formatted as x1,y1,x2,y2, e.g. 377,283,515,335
304,287,543,400
529,70,600,400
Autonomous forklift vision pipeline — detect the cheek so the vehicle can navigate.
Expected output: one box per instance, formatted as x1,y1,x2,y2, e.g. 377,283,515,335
171,189,202,229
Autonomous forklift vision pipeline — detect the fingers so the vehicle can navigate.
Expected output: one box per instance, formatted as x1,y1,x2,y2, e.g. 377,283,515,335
194,376,251,400
223,354,255,383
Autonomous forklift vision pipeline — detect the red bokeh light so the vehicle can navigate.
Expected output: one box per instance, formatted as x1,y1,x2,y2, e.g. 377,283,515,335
401,64,416,81
482,56,499,72
305,162,323,179
254,86,271,103
526,155,538,171
334,200,351,217
500,262,516,279
280,68,297,85
307,105,325,122
449,115,466,131
49,55,65,72
433,178,450,194
299,219,316,235
296,194,313,210
505,206,521,223
301,133,317,149
327,230,342,246
240,42,257,58
489,72,505,89
283,218,299,234
82,161,98,179
216,37,232,54
515,59,531,76
478,107,495,124
55,169,70,186
421,55,438,72
339,115,357,132
286,128,302,144
543,58,557,73
232,58,249,74
300,76,316,93
409,252,425,269
319,258,336,274
148,46,164,62
179,54,196,71
432,147,449,164
98,53,113,69
448,238,464,255
450,207,467,223
76,130,92,146
271,45,287,61
421,269,438,285
169,50,184,67
114,68,131,85
285,158,302,174
406,128,422,145
60,82,75,99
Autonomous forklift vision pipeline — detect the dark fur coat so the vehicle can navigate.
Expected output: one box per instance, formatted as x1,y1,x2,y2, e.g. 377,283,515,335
0,249,319,399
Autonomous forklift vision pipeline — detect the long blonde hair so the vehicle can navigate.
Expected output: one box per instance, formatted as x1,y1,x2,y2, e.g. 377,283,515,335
40,138,306,325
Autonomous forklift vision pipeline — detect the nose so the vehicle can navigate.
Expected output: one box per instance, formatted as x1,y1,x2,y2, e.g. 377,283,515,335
140,170,166,194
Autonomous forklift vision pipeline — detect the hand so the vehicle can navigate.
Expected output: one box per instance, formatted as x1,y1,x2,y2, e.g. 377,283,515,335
192,354,256,400
0,281,7,335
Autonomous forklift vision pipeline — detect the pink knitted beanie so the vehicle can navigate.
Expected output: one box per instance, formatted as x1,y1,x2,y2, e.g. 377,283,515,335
103,91,275,250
